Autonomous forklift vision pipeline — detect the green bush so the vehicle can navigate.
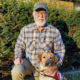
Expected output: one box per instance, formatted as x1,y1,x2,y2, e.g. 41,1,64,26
0,0,80,71
0,0,33,57
47,7,80,71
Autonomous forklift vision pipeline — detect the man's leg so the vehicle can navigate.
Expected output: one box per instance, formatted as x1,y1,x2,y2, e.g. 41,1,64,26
33,71,39,80
11,58,35,80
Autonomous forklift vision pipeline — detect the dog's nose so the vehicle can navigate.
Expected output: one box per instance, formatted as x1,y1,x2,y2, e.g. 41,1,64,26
45,62,49,66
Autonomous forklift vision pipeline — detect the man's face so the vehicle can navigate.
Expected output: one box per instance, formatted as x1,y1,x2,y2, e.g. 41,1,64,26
33,9,47,26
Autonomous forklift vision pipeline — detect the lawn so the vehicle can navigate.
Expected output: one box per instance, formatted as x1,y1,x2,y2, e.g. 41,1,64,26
63,71,80,80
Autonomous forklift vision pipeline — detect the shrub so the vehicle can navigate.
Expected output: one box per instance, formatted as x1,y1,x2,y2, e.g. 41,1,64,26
0,0,80,71
0,0,33,57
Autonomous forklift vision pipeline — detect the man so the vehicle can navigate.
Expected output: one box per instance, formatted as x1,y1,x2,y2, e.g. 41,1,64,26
11,1,65,80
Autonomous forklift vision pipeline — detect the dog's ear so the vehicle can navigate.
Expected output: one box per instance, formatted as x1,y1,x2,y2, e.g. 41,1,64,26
38,53,42,62
53,55,58,63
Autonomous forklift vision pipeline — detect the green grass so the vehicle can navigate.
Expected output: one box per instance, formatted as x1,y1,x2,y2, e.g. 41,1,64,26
63,72,80,80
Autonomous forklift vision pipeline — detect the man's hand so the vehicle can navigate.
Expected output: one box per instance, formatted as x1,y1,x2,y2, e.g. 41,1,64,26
43,65,58,76
14,57,23,65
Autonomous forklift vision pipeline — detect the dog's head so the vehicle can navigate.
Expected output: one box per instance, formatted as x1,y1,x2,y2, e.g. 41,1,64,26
38,52,58,69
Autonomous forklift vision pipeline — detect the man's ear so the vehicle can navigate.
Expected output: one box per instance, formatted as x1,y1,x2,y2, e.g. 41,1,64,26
38,53,42,62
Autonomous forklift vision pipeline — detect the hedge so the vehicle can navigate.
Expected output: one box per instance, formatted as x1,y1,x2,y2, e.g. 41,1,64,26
0,0,80,71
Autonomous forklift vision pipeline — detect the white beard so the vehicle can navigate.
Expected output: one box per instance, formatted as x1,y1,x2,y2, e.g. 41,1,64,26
35,21,46,26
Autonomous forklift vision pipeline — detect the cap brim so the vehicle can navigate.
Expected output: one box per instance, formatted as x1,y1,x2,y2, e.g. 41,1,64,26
35,8,46,11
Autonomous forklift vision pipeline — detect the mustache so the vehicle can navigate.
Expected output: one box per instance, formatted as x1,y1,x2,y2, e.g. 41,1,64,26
38,18,45,20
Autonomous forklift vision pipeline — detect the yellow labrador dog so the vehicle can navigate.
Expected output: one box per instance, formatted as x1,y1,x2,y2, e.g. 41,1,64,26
38,52,58,80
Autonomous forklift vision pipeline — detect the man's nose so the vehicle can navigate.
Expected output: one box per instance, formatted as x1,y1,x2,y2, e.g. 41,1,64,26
39,13,44,18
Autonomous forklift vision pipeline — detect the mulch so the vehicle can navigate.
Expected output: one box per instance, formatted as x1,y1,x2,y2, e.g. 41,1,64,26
0,54,13,80
0,54,35,80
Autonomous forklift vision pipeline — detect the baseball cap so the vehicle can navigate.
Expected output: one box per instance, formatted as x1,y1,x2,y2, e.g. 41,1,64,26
33,1,48,12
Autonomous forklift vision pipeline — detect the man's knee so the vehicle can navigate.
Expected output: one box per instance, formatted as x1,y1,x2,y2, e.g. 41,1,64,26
11,65,25,76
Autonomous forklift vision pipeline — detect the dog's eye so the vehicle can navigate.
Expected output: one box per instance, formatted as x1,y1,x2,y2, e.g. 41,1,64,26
43,56,45,58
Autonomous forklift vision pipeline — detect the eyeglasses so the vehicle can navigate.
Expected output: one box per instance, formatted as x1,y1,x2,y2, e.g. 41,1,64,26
35,11,46,16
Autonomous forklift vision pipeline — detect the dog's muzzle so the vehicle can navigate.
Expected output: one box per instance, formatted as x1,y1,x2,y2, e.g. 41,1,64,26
45,60,53,66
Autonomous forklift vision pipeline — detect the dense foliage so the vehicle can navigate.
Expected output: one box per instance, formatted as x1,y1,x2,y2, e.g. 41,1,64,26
0,0,80,71
60,0,76,2
0,0,33,56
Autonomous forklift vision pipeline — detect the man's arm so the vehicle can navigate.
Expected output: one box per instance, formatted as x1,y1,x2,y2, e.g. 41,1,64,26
14,27,26,59
54,29,65,67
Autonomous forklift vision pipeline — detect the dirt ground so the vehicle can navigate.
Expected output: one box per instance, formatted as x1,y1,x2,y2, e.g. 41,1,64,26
0,54,13,80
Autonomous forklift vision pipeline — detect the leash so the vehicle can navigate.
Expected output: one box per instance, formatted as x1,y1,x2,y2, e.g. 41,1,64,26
41,70,57,79
40,71,65,80
35,69,56,79
35,69,64,80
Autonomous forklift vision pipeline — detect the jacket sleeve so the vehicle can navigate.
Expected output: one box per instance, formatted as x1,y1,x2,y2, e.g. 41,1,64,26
14,27,26,59
54,29,65,67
